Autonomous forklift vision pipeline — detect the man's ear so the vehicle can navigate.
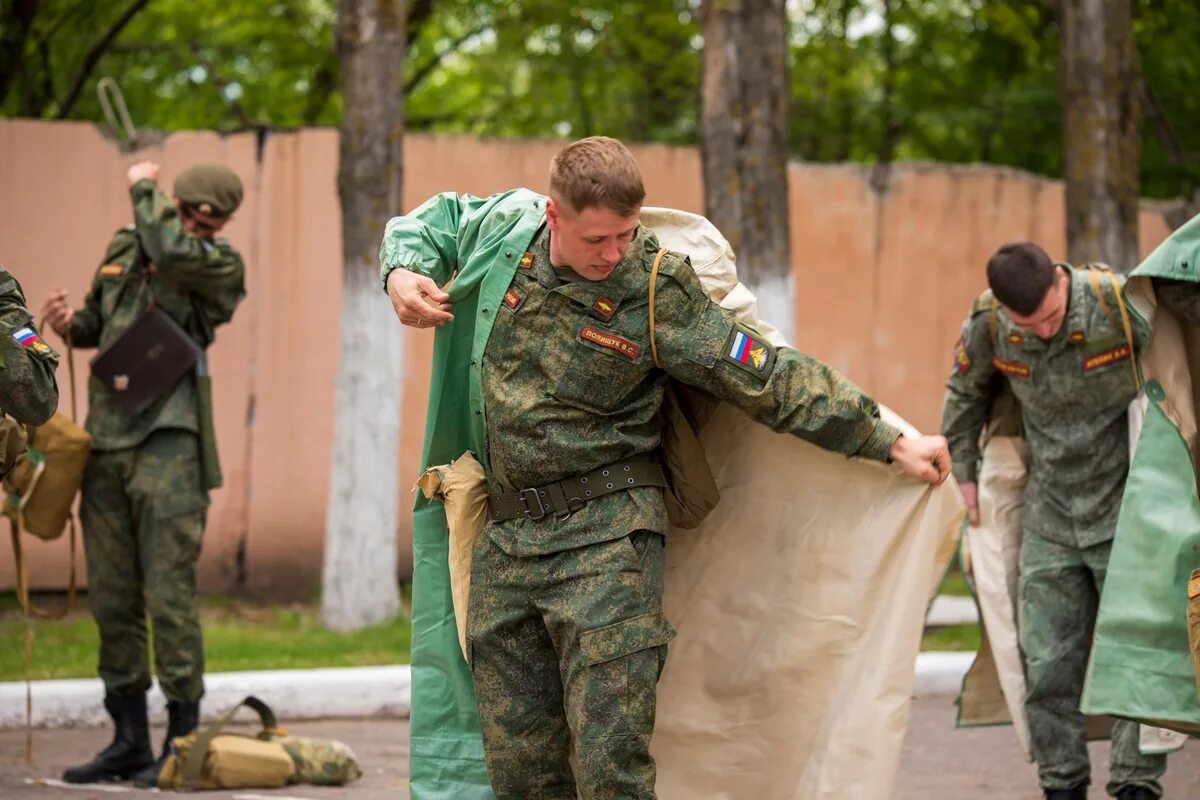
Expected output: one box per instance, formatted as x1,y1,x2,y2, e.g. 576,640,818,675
545,196,560,232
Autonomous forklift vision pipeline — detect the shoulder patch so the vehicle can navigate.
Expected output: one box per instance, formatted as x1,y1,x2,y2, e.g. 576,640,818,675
952,335,971,373
724,323,776,378
12,326,54,356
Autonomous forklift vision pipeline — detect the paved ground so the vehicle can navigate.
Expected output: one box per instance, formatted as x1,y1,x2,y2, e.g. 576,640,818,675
2,697,1197,798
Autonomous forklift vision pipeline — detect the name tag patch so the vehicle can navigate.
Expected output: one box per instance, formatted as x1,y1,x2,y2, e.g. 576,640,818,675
1083,343,1131,372
992,356,1030,378
590,296,617,321
580,325,639,360
724,324,776,377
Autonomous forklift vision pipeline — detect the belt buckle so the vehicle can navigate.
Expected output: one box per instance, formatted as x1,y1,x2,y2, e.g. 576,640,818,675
520,487,547,521
554,495,586,522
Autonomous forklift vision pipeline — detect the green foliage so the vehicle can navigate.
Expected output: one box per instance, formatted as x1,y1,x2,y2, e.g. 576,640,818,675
1,0,1198,197
0,591,412,681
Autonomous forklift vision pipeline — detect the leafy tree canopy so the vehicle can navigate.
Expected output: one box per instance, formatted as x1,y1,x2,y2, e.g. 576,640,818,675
1,0,1195,198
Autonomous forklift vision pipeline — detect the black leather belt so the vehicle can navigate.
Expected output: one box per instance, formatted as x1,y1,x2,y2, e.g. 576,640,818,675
488,460,667,522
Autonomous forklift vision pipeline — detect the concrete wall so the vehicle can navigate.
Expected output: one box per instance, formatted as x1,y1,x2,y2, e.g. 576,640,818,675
0,120,1174,597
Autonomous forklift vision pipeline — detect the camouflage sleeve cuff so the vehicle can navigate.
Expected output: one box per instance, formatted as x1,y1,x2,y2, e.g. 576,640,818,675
950,459,978,485
859,420,903,463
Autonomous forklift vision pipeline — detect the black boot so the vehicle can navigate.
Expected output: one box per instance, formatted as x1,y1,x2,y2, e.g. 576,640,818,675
1115,789,1158,800
62,693,154,783
1043,784,1088,800
131,699,200,788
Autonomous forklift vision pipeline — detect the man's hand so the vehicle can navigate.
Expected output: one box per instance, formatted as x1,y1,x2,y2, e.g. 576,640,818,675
888,434,951,486
957,481,980,526
126,160,159,186
386,268,454,329
41,289,73,338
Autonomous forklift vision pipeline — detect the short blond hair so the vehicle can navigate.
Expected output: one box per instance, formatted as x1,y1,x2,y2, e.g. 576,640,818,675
549,136,645,217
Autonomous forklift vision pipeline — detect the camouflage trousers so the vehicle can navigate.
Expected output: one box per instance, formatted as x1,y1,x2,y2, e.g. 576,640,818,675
80,428,209,702
1019,532,1166,796
466,529,676,800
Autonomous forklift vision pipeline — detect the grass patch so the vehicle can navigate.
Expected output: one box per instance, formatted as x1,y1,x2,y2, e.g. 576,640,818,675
0,590,412,682
921,623,981,652
937,565,972,597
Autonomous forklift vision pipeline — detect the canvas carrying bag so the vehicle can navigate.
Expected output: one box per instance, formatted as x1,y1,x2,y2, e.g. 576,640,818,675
158,695,361,791
647,247,721,529
4,333,89,620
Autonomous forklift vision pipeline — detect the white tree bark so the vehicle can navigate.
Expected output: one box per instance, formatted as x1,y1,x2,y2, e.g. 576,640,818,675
321,0,405,631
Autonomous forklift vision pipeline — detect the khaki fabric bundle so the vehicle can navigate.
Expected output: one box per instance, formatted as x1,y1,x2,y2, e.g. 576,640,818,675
157,695,361,791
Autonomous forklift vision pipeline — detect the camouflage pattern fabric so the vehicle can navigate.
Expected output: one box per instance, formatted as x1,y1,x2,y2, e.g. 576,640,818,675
1019,534,1165,794
70,178,244,451
273,736,363,785
1154,277,1200,325
941,266,1164,795
482,224,899,558
467,528,672,800
0,265,59,426
81,428,208,701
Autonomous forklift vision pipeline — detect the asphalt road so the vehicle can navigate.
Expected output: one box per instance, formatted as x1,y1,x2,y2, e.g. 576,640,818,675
2,696,1197,799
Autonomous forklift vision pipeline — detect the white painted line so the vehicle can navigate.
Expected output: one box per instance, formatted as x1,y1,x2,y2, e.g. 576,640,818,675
25,777,134,792
925,594,979,627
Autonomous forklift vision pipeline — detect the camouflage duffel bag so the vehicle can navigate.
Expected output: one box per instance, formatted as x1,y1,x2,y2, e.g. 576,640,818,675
159,695,362,791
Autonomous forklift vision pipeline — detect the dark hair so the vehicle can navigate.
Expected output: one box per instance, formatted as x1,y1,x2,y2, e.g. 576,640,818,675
549,136,645,217
986,242,1056,316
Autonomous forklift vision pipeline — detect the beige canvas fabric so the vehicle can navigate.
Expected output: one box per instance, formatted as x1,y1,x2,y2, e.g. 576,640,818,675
416,451,488,660
422,208,964,799
958,435,1032,753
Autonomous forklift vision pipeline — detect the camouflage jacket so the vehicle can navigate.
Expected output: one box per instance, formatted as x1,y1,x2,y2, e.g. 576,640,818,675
70,179,245,450
1154,278,1200,324
385,191,901,556
941,266,1151,547
0,265,59,425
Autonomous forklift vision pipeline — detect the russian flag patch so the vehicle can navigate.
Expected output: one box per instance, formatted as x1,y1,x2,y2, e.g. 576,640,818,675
723,324,775,378
12,326,52,354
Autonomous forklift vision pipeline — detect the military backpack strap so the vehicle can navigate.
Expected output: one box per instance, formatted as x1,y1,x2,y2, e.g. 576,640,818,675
181,695,284,789
1086,268,1141,391
647,248,669,368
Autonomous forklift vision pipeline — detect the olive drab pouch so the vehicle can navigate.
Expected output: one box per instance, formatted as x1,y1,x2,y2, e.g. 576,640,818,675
158,696,361,791
647,247,721,529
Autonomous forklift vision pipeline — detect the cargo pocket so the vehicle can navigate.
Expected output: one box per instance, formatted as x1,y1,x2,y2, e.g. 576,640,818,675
574,611,676,739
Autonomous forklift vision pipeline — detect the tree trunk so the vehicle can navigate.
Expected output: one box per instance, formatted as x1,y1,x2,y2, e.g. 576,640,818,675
699,0,793,341
1059,0,1142,268
321,0,405,631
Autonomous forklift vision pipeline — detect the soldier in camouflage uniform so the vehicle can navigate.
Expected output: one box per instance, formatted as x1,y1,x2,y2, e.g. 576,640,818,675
0,266,59,425
942,242,1165,800
383,136,951,799
0,266,59,477
42,160,246,787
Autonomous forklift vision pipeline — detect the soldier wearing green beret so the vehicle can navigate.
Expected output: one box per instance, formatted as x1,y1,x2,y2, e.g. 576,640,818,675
41,160,246,787
941,242,1166,800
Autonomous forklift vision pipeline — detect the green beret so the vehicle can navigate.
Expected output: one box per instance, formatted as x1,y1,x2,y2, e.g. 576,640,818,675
174,164,244,218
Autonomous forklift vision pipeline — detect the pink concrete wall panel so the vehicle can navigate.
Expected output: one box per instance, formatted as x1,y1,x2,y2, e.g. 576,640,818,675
0,121,1177,597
